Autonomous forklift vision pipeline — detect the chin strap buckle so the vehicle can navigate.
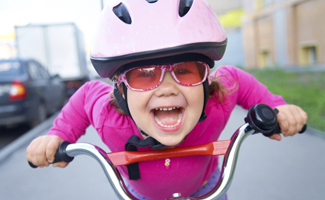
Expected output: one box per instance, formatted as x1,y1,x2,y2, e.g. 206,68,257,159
125,135,165,180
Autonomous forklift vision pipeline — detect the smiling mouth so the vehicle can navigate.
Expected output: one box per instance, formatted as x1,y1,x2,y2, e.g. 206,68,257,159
153,107,183,128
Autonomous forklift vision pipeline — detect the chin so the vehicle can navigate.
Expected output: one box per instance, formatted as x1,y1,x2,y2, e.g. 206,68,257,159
155,134,186,148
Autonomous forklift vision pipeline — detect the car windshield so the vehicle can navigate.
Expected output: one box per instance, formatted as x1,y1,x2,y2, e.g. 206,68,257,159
0,61,23,77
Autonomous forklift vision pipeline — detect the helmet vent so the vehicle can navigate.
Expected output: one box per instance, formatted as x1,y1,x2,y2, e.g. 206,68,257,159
146,0,158,3
113,3,132,24
179,0,193,17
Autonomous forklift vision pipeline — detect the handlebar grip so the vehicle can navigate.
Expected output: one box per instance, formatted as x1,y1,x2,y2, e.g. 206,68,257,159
265,107,307,136
271,124,307,135
28,161,38,168
28,141,74,168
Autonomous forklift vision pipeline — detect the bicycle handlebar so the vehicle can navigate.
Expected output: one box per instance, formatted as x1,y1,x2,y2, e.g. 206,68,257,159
28,104,307,200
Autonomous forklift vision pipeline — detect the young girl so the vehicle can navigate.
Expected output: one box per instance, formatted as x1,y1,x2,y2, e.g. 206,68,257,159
26,0,307,199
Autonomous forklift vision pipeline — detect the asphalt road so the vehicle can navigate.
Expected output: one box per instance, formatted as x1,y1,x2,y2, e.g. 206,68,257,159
0,106,324,200
0,124,32,150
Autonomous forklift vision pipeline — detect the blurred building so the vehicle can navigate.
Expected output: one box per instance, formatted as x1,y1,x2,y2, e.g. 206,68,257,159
242,0,325,68
0,32,16,59
207,0,242,15
207,0,246,68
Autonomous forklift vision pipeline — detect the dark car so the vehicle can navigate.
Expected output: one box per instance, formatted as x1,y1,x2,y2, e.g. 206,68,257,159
0,58,66,127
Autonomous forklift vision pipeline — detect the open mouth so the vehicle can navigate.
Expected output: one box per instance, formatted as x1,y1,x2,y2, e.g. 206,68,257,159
153,107,183,128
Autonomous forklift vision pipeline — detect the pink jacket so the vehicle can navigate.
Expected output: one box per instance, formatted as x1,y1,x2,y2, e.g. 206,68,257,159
48,66,286,199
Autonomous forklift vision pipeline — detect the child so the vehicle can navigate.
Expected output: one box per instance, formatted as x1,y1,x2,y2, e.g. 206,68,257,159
26,0,307,199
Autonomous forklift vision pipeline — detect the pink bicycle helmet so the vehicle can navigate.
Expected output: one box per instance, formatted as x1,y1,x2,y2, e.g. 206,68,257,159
90,0,227,79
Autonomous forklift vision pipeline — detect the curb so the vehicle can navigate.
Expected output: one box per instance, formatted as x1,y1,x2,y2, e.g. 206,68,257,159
307,127,325,139
0,112,58,163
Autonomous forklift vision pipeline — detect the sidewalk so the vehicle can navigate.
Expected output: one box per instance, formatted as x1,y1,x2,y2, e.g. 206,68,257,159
0,106,324,200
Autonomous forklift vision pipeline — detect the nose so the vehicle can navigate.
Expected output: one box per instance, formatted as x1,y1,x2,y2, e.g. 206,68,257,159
154,71,179,97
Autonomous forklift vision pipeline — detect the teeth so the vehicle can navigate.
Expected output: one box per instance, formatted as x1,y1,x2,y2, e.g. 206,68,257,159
154,112,182,128
155,107,179,111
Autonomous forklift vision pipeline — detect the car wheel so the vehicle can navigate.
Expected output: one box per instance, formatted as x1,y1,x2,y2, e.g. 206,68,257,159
30,103,47,128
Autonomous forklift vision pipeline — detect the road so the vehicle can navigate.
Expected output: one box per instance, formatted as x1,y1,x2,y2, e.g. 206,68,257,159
0,124,31,149
0,106,324,200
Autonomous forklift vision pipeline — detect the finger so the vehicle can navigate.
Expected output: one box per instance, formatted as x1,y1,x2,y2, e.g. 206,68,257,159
286,105,308,136
278,105,300,137
284,109,297,136
269,134,282,141
26,137,44,167
276,111,289,136
289,106,306,135
36,138,51,167
296,107,308,129
53,161,69,168
26,139,36,162
46,137,63,163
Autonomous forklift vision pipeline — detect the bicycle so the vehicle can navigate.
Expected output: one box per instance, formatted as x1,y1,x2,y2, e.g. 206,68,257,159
28,104,306,200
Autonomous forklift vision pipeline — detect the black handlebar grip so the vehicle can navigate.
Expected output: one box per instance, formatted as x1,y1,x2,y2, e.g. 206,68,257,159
272,124,307,135
28,161,38,168
300,124,307,133
28,141,74,168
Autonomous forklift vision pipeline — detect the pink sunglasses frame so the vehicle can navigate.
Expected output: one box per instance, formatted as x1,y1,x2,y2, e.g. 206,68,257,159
117,61,210,91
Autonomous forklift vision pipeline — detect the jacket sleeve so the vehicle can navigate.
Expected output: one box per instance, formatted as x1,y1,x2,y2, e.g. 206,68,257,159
47,81,112,143
216,66,286,110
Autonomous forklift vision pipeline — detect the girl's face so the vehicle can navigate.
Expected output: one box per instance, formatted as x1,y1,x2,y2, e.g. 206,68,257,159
127,71,204,147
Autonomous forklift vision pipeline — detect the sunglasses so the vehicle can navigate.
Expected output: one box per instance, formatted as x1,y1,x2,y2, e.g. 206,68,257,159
117,61,210,91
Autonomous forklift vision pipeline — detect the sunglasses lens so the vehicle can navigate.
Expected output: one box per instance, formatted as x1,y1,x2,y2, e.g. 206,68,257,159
173,62,207,85
125,66,162,90
124,62,207,90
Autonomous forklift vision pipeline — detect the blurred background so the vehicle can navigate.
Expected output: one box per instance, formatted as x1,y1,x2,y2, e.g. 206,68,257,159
0,0,324,148
1,0,325,68
0,0,105,147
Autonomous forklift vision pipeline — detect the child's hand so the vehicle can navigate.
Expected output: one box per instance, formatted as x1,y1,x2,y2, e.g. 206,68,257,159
26,135,68,168
270,104,308,141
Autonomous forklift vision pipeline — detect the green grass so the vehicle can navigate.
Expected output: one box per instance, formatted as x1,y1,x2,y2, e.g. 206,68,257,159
246,68,325,132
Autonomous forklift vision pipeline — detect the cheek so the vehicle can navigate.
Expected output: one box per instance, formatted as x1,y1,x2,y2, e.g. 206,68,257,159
127,90,150,119
187,86,204,110
181,86,204,132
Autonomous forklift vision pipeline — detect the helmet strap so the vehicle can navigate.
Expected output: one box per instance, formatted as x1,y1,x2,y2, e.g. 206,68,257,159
113,82,164,146
198,78,209,123
113,83,133,119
